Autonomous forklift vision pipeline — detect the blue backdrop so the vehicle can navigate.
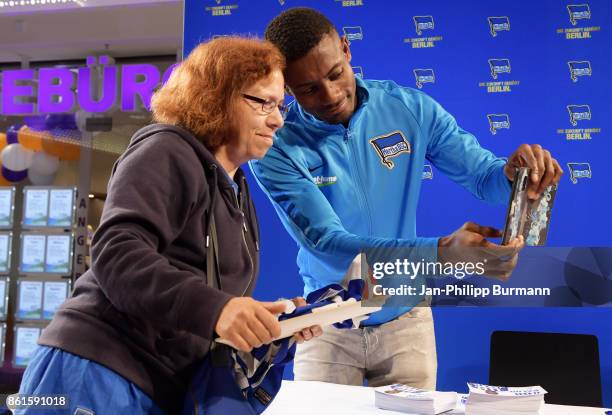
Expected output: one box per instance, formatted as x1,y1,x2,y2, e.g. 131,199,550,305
184,0,611,405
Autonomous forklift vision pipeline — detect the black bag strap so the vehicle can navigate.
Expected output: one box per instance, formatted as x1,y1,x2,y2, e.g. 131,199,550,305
207,215,233,369
206,215,222,291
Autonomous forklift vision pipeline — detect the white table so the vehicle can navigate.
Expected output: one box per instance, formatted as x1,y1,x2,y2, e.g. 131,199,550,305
263,380,609,415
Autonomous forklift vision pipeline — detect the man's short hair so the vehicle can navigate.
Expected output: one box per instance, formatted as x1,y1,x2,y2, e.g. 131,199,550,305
265,7,337,62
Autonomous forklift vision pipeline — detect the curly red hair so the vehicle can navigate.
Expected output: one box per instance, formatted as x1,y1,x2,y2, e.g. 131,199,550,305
151,37,285,150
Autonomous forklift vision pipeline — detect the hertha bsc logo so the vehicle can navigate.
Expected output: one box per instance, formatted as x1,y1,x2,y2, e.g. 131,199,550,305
369,131,411,169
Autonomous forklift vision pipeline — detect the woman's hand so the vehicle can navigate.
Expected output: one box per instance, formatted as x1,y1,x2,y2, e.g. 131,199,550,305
290,297,323,344
215,297,286,352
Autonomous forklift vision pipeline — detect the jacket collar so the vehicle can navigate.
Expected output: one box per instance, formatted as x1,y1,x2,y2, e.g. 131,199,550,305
292,76,370,132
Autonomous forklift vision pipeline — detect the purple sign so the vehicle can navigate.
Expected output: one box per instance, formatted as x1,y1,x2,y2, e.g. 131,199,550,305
0,56,178,115
38,68,75,114
2,69,35,115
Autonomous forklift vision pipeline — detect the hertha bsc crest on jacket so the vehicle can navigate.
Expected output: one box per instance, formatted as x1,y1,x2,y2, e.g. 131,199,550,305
369,131,411,169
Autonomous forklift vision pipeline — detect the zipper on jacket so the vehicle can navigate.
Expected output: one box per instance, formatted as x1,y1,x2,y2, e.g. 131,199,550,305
343,129,373,236
233,190,254,296
238,191,248,233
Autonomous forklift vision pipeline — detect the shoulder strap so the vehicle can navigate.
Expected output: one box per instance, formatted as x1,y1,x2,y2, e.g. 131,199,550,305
206,215,222,290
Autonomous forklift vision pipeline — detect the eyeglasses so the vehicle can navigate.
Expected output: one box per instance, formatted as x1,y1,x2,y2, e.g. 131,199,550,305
242,93,287,115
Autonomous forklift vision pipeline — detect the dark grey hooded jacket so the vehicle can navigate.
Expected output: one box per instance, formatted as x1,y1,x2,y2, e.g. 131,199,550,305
39,124,260,414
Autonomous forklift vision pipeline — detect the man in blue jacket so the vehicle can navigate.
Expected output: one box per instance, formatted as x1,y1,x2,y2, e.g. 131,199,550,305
250,7,563,390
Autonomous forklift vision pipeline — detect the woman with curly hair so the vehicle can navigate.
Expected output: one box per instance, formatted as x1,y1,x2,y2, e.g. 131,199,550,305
16,37,312,415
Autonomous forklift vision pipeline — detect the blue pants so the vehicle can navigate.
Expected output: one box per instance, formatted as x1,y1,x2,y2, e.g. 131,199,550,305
16,346,166,415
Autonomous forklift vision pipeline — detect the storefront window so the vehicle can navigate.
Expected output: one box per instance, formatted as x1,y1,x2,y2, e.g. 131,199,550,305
0,55,178,381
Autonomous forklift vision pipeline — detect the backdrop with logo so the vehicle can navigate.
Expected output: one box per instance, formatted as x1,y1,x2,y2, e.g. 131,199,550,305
184,0,611,404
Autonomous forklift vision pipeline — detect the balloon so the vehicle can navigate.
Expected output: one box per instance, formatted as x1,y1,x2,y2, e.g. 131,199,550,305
0,133,7,152
17,126,47,152
27,168,56,185
30,151,60,176
45,114,77,131
0,163,11,185
75,110,90,133
1,144,34,171
41,129,81,161
23,115,47,131
6,125,22,145
1,166,27,182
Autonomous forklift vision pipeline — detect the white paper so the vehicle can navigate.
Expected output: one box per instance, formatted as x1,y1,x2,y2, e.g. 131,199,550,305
261,381,603,415
15,327,41,366
0,234,9,273
45,235,72,274
43,281,68,319
24,189,49,226
0,324,4,364
278,300,381,340
21,234,46,273
0,279,6,317
467,382,547,396
18,280,43,319
375,383,439,399
0,188,13,227
220,300,381,349
48,189,74,227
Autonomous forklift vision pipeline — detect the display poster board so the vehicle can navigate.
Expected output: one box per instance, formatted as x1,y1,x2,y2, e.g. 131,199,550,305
0,187,15,228
22,187,76,228
20,234,46,273
48,189,76,228
16,280,43,320
23,188,49,227
0,323,5,365
42,280,69,320
0,277,7,319
14,326,41,367
44,235,73,274
20,233,73,275
0,232,11,274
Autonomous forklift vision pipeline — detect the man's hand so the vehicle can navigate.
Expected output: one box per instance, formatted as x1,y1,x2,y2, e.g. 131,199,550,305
290,296,323,344
215,297,285,352
504,144,563,199
438,222,525,281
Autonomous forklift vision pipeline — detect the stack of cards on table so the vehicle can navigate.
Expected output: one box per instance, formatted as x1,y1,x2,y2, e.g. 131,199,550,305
374,383,458,414
465,383,547,415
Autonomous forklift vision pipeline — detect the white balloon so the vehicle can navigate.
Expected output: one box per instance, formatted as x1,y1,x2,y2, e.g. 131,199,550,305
1,144,34,171
27,169,56,185
75,110,90,133
30,151,60,176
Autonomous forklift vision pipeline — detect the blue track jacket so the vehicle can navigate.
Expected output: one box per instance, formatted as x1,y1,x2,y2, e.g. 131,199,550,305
251,77,511,325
